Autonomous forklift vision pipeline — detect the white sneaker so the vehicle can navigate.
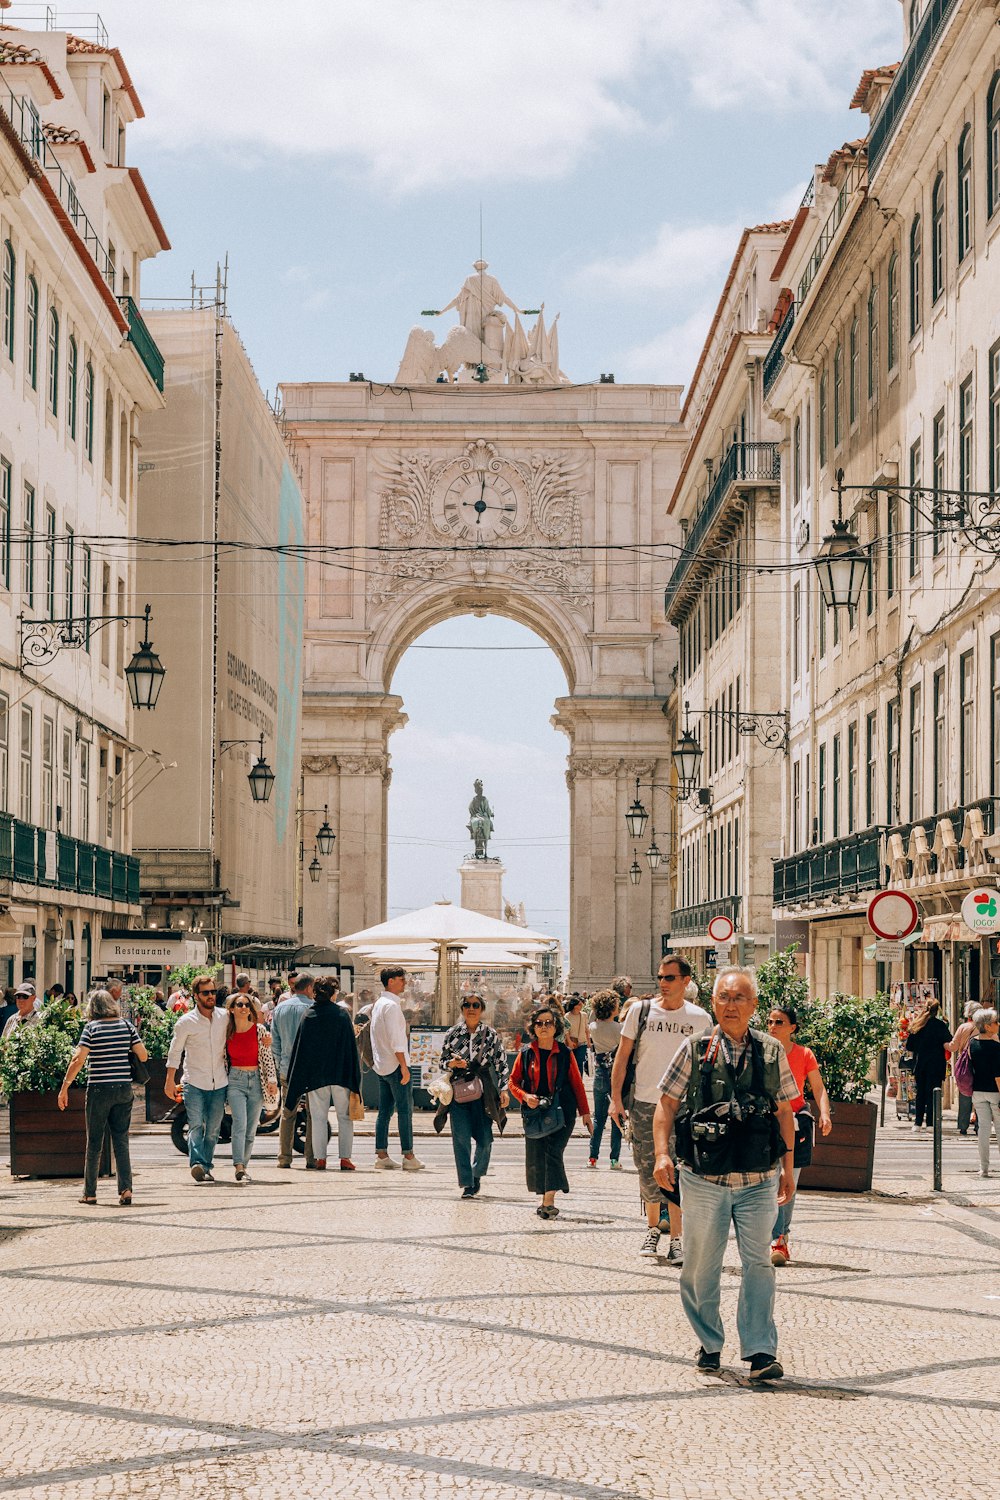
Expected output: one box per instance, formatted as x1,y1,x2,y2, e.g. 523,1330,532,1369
374,1156,400,1170
402,1155,425,1172
639,1227,661,1258
979,1169,990,1178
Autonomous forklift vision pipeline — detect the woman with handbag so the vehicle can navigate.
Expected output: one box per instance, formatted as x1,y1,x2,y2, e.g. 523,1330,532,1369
509,1004,592,1219
766,1005,832,1266
225,992,278,1183
58,988,148,1206
439,994,510,1198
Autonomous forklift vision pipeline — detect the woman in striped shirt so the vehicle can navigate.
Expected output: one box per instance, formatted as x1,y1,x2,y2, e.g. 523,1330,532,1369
59,988,148,1206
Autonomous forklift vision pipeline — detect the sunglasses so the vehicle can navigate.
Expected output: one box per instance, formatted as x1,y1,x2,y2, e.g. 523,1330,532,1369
233,1001,251,1010
461,1002,483,1011
534,1019,556,1028
768,1018,790,1026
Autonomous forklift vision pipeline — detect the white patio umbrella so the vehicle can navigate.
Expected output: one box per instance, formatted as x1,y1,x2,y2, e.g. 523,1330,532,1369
344,942,542,969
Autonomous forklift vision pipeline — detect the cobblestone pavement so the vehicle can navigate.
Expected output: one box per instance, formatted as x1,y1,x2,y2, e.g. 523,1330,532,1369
0,1125,997,1500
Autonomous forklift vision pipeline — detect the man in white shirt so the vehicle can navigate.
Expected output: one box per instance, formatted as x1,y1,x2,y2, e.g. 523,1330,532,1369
370,966,423,1171
611,955,711,1263
165,973,230,1182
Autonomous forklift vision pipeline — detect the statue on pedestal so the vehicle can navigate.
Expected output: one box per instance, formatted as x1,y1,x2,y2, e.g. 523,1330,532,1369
467,778,495,860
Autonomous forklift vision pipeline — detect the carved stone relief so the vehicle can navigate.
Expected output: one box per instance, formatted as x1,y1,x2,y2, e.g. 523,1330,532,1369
302,755,338,774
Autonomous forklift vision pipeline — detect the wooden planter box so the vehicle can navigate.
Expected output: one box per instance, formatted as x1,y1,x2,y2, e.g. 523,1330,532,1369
9,1089,88,1178
798,1098,878,1193
144,1059,173,1123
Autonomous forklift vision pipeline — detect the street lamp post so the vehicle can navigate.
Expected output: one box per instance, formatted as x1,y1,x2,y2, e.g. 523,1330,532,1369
219,732,276,804
814,467,870,611
20,601,167,709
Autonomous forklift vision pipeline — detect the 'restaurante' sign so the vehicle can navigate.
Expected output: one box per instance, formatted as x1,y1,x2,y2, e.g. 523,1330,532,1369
98,930,209,967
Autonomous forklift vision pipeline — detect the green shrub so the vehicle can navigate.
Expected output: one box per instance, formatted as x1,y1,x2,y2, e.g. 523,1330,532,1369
0,1019,82,1095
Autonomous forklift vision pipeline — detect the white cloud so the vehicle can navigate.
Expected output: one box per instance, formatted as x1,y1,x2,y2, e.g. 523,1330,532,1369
95,0,901,193
577,220,741,295
615,300,718,384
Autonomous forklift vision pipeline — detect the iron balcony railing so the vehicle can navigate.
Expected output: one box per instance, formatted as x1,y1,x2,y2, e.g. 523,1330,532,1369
118,296,165,392
0,812,140,903
665,442,780,614
772,828,884,908
762,301,796,397
671,895,742,939
868,0,960,176
797,158,866,306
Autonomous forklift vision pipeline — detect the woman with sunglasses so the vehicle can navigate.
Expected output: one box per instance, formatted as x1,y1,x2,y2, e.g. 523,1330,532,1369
509,1004,592,1218
225,992,278,1182
766,1004,832,1266
438,995,510,1198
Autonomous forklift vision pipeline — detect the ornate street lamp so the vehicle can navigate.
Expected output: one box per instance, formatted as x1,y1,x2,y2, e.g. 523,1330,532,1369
315,806,336,857
625,777,649,840
124,607,166,710
671,721,703,798
247,734,276,804
645,833,663,871
308,846,322,883
629,849,642,885
815,467,869,611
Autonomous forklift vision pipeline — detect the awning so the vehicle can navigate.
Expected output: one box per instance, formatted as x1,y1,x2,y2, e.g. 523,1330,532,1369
918,916,982,945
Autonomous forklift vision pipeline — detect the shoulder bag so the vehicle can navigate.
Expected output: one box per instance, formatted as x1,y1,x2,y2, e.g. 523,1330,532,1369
127,1022,150,1085
257,1024,278,1098
621,998,652,1112
518,1044,567,1137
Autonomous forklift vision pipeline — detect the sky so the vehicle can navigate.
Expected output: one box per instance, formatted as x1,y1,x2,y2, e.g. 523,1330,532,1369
27,0,906,951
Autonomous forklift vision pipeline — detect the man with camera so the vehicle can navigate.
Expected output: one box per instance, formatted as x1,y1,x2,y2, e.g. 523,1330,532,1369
653,967,797,1381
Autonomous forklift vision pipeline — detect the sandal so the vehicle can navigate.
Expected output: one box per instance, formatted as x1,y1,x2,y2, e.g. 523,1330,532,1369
118,1191,133,1206
79,1196,97,1205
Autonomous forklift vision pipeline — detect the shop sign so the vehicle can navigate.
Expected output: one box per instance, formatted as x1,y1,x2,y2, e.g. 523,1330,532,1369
98,935,209,966
960,887,1000,934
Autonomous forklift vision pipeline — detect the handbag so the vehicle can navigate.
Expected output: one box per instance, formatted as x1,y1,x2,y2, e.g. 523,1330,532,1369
129,1049,150,1085
952,1042,975,1098
522,1095,565,1138
793,1107,815,1167
349,1090,365,1121
257,1026,279,1098
452,1075,484,1104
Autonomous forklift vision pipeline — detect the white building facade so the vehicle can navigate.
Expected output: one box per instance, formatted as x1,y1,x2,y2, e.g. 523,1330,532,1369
0,21,168,990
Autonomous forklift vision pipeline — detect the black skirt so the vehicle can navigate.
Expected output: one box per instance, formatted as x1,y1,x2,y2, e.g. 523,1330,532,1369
524,1091,577,1195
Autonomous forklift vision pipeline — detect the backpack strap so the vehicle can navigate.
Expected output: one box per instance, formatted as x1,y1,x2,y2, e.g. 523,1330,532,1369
699,1027,723,1107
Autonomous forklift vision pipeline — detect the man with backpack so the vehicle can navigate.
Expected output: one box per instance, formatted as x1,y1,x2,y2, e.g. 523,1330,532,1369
611,955,711,1263
272,973,316,1168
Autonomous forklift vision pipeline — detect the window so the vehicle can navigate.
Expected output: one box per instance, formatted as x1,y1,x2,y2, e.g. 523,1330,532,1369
792,759,801,850
909,439,921,577
866,540,876,617
792,582,801,682
867,283,879,402
116,577,125,678
887,698,900,824
103,387,114,486
865,711,877,826
932,408,945,556
118,412,128,501
960,650,975,803
957,125,973,263
849,317,859,424
67,336,78,439
84,362,94,460
887,253,899,370
0,692,7,811
19,707,31,823
909,684,923,819
100,564,111,667
819,584,827,657
992,341,1000,494
818,370,828,468
909,0,920,32
0,456,9,589
887,493,900,598
847,721,858,834
22,482,34,605
832,733,841,838
79,741,90,843
959,375,974,500
46,307,58,415
931,172,945,301
989,72,1000,218
101,87,111,152
64,525,74,618
44,505,56,619
2,240,14,360
25,274,38,388
933,668,946,812
60,727,72,835
833,342,843,447
817,743,827,842
793,416,801,504
41,716,54,830
81,544,91,650
909,215,922,335
992,633,1000,795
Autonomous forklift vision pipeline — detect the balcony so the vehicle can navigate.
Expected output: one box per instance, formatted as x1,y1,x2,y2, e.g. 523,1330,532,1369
868,0,959,176
797,158,866,306
883,796,999,888
118,296,165,392
671,895,742,940
665,442,780,618
0,813,140,905
762,302,796,398
772,828,884,909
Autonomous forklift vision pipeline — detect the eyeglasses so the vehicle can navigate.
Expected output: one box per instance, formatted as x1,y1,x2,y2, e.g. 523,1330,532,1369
659,973,683,981
233,1001,251,1010
534,1019,556,1028
194,989,214,998
768,1018,789,1027
461,1002,483,1011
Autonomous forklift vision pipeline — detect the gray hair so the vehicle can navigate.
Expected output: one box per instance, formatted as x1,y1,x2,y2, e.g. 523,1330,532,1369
712,965,759,1001
964,1000,979,1020
973,1007,998,1032
88,988,120,1019
611,975,632,999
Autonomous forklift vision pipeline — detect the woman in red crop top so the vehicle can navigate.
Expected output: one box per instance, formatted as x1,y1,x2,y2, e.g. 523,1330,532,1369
225,992,277,1182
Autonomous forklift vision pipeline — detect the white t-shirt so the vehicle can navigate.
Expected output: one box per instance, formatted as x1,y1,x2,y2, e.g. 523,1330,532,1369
370,992,409,1076
620,999,711,1105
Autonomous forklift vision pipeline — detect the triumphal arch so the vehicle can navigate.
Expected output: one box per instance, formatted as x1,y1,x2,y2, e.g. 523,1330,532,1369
281,264,686,988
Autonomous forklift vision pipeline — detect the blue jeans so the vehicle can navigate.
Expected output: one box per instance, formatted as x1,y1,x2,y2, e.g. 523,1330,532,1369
227,1067,264,1167
376,1067,413,1154
450,1097,493,1189
679,1167,780,1358
185,1084,227,1171
573,1045,589,1077
772,1167,801,1239
589,1064,622,1161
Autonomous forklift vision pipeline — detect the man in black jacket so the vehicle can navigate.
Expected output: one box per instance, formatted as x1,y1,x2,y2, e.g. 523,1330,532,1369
285,976,362,1170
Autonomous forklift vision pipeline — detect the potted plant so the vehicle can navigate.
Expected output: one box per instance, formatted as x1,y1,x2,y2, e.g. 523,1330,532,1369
754,948,895,1192
139,1007,179,1122
0,1001,88,1177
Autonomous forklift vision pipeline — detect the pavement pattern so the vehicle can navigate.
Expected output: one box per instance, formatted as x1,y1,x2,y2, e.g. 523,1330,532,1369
0,1122,998,1500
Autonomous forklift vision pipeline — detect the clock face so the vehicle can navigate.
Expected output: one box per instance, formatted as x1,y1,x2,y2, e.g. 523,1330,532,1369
439,474,523,541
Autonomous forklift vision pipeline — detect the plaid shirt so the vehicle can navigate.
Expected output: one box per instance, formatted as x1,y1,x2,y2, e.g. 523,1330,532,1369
659,1027,798,1188
440,1021,509,1090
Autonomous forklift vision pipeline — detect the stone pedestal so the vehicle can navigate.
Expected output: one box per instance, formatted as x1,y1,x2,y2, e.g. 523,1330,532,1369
459,857,505,920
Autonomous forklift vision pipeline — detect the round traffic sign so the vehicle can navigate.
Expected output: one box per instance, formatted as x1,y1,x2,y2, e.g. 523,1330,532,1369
867,888,919,941
961,886,1000,933
707,914,735,944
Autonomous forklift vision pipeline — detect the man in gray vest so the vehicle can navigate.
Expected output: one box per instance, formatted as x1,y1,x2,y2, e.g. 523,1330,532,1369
653,967,797,1381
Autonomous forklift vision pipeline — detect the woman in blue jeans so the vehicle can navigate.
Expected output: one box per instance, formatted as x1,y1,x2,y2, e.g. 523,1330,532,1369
225,993,278,1182
587,988,623,1168
439,996,510,1198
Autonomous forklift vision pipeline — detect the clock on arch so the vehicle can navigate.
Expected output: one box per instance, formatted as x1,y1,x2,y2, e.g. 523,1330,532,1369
435,469,526,542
